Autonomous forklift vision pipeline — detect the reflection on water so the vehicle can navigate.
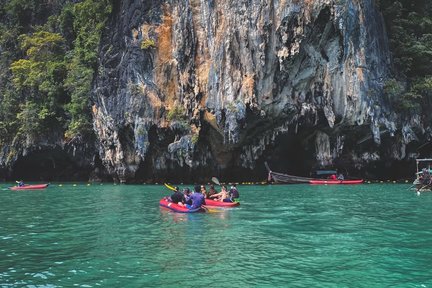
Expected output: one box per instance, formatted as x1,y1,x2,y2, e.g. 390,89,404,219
0,184,432,287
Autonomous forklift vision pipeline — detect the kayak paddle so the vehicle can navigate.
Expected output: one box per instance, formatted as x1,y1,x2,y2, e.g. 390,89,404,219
164,183,176,191
211,177,221,185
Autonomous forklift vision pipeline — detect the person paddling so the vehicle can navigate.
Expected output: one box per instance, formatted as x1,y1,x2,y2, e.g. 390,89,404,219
187,185,205,209
210,185,229,202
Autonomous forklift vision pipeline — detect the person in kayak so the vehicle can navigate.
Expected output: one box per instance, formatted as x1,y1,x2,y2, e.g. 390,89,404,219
206,184,217,199
187,185,206,209
183,187,192,205
229,184,239,202
209,185,229,201
169,186,186,205
18,180,25,187
200,185,207,197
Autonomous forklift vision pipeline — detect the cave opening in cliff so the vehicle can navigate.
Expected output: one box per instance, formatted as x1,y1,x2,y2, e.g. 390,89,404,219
260,132,317,178
10,148,91,182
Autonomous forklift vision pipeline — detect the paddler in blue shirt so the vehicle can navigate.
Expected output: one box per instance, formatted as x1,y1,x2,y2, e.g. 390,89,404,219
187,185,206,209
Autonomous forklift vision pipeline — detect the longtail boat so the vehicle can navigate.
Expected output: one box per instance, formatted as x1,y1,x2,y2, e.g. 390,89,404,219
265,162,363,185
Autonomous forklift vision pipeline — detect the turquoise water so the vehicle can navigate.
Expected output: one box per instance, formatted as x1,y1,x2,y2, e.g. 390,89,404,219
0,183,431,287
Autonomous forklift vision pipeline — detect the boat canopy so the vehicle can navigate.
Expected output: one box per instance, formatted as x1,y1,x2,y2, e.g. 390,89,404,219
416,158,432,173
315,170,337,175
416,158,432,163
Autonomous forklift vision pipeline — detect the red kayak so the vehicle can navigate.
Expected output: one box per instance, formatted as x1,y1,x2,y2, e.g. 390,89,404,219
309,179,364,185
204,198,240,207
9,184,49,191
159,198,205,213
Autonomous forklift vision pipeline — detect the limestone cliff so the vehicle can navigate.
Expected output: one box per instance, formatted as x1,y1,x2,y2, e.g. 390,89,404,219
90,0,411,182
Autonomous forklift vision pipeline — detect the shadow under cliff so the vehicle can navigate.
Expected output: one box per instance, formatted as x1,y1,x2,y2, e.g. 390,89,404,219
8,148,109,182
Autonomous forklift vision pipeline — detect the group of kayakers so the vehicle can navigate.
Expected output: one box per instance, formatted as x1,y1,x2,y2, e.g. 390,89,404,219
200,184,239,202
166,184,240,209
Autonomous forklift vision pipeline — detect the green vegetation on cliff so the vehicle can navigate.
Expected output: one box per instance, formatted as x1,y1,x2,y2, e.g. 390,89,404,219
0,0,112,145
379,0,432,113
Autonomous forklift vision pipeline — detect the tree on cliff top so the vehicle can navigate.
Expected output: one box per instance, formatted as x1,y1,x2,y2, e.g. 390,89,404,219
379,0,432,114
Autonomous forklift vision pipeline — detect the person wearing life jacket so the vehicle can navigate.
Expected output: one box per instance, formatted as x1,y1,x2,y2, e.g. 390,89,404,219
329,174,337,180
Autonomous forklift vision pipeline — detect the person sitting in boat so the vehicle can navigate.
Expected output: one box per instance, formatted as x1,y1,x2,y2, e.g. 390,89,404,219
206,184,217,199
329,174,337,180
421,168,431,185
18,180,24,187
187,185,206,209
169,186,186,205
337,173,344,180
229,184,239,201
183,188,192,205
200,185,207,197
209,185,229,202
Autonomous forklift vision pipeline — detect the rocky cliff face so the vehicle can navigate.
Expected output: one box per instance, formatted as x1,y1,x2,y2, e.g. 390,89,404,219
91,0,409,182
1,0,426,183
90,0,405,182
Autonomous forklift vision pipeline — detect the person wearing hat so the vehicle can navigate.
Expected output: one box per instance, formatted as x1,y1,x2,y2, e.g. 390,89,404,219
187,185,206,209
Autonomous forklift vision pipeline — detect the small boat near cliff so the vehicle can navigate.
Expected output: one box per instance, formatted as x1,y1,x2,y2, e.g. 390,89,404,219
309,179,364,185
265,162,363,185
9,184,49,191
413,158,432,192
265,162,312,183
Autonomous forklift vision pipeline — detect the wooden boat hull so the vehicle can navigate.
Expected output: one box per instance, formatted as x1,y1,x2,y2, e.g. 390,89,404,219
413,177,432,192
265,162,312,183
265,162,363,185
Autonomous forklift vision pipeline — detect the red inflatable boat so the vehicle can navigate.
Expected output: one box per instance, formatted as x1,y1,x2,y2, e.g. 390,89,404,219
204,198,240,207
9,184,49,191
309,179,364,185
159,198,205,213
